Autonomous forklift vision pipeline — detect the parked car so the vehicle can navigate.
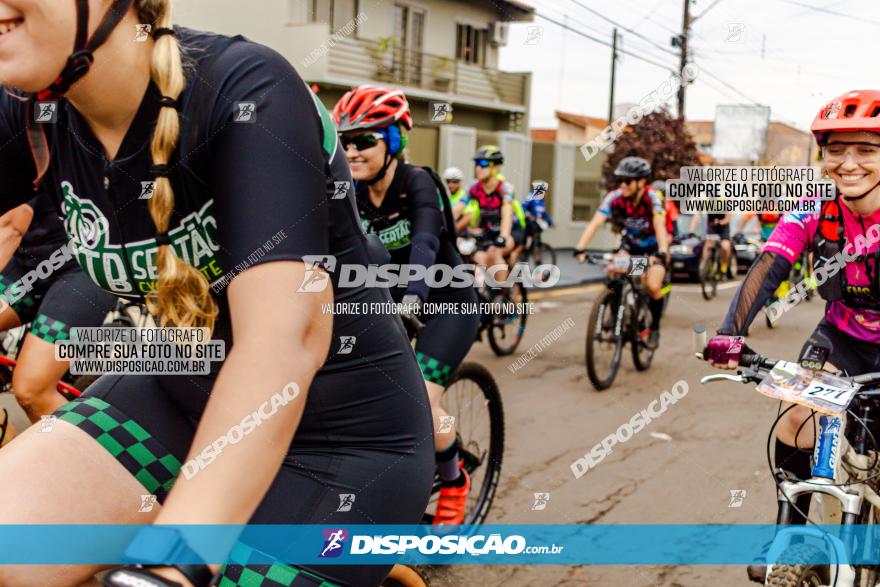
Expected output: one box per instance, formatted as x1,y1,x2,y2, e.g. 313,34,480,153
732,232,763,273
670,233,703,282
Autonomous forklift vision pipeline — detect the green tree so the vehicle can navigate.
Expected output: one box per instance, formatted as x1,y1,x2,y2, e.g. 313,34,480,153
601,107,702,190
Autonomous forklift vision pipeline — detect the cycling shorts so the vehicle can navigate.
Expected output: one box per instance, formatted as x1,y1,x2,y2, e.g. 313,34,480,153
56,348,434,586
414,287,480,386
511,224,526,246
799,318,880,376
0,259,118,343
707,221,731,241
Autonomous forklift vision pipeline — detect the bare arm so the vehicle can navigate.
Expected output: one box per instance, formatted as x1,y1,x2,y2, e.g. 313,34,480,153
153,261,332,558
500,202,513,239
688,213,701,235
653,213,669,256
575,213,607,251
0,204,33,270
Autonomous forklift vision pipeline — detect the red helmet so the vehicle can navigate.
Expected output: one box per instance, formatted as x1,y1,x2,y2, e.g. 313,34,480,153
333,85,413,133
811,90,880,145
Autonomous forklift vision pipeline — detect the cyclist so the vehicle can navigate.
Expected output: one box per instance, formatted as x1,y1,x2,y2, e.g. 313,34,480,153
445,166,477,232
465,146,526,284
690,210,733,277
652,179,679,239
736,211,781,242
0,192,118,423
523,180,554,238
705,90,880,578
333,85,480,525
0,3,432,587
574,156,669,349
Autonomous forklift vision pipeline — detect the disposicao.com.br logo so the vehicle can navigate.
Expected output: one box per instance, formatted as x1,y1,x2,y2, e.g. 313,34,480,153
321,531,563,557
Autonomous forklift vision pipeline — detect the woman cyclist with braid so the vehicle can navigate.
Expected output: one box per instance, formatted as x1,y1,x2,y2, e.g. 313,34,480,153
0,1,433,586
704,90,880,581
0,191,117,426
333,85,480,525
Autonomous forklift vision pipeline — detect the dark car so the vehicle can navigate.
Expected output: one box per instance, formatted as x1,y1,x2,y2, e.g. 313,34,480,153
670,233,703,281
733,232,763,273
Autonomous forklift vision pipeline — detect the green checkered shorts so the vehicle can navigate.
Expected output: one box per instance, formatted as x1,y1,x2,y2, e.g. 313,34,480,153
55,397,181,501
219,542,339,587
416,351,453,386
29,313,70,343
0,273,39,322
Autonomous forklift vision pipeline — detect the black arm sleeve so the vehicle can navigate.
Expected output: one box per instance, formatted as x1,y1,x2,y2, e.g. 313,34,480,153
0,90,41,214
405,167,444,301
718,251,792,335
205,44,328,273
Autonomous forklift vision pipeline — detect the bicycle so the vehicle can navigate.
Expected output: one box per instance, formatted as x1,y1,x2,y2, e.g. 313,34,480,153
519,218,557,283
400,313,504,527
700,233,723,301
694,325,880,587
457,233,528,356
583,252,663,391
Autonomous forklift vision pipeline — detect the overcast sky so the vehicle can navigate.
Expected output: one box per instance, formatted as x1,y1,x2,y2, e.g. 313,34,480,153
498,0,877,131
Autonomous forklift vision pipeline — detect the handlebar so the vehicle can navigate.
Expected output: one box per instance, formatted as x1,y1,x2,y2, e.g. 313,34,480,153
400,313,425,340
693,324,880,390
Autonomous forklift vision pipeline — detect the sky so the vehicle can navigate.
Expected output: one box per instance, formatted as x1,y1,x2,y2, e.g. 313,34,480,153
497,0,878,131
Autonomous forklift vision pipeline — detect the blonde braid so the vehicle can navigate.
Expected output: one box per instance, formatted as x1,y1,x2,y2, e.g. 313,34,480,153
138,0,218,332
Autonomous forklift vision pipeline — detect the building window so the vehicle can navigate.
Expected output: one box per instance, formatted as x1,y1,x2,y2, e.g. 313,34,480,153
296,0,360,34
456,24,487,65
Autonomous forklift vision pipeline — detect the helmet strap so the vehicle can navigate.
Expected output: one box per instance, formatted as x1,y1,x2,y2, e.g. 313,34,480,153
361,151,395,187
841,178,880,202
37,0,136,100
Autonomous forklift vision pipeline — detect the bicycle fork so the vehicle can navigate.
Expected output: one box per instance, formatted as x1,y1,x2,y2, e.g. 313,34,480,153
769,415,861,586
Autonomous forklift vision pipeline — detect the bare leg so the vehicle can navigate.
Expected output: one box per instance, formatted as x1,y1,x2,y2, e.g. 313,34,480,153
425,380,453,451
12,334,70,423
0,421,159,586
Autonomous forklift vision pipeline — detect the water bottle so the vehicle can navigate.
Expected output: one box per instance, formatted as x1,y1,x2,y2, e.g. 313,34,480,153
811,415,841,479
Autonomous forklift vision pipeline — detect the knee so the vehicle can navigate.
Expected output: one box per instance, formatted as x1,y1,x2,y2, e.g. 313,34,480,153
12,369,52,410
777,408,817,448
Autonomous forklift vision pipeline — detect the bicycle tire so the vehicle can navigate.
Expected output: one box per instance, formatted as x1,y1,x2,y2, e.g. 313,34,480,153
700,251,717,301
383,565,428,587
526,242,557,279
764,543,830,587
426,362,504,527
487,284,527,356
630,296,655,371
586,288,624,391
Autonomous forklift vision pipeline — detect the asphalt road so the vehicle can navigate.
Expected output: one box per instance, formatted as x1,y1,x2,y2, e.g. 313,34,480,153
0,276,825,586
425,277,826,587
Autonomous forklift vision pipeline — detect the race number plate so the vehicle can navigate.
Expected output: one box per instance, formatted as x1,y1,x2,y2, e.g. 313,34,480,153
802,381,858,408
612,256,630,270
757,363,859,415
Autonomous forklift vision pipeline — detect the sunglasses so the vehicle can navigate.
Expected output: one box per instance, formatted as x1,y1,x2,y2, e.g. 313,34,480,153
617,177,640,185
475,160,494,168
339,132,384,152
446,179,461,184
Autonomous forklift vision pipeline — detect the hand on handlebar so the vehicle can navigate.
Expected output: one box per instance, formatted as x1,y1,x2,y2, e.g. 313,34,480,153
705,334,748,370
494,235,508,248
574,248,587,263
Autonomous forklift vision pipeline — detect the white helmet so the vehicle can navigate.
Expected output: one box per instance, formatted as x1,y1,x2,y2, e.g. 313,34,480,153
443,167,464,182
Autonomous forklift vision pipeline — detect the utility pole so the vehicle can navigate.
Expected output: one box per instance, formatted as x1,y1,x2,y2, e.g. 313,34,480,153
676,0,691,119
608,28,618,123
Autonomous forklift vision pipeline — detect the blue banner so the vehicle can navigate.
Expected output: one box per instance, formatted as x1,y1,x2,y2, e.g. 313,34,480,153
0,524,877,565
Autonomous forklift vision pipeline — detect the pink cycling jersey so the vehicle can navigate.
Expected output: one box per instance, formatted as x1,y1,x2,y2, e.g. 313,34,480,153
765,204,880,343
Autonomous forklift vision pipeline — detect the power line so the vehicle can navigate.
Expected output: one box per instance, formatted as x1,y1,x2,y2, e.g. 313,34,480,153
567,0,681,58
780,0,880,27
534,11,678,72
696,65,762,106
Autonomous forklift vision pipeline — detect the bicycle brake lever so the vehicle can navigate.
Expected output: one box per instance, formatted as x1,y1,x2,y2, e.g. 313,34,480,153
700,374,747,384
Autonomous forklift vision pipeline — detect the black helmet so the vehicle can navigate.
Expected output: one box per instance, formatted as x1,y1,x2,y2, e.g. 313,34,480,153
473,145,504,165
614,157,651,179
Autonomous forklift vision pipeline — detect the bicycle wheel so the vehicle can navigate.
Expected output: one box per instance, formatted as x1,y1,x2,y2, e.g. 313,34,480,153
424,362,504,526
630,295,655,371
526,242,557,282
487,284,527,356
586,288,624,390
382,565,428,587
699,251,718,301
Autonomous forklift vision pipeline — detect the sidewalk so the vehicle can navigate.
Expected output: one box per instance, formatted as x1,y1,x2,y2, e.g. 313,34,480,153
545,248,606,289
